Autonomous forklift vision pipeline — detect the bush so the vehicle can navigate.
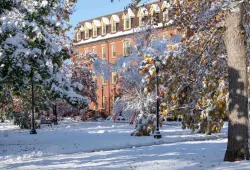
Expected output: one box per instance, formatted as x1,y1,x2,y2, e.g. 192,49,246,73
8,112,38,129
131,113,157,136
11,112,30,129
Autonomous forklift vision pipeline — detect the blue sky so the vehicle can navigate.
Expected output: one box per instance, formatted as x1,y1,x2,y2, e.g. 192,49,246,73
69,0,132,37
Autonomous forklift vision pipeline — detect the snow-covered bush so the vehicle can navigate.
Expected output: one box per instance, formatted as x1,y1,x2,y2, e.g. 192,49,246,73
11,112,30,129
131,113,161,136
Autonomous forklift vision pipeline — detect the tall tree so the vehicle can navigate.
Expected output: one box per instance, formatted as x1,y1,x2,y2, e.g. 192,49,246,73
131,0,249,161
223,2,249,161
0,0,88,107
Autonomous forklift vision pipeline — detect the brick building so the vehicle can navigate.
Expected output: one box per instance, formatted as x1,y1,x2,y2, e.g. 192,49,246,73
73,1,177,114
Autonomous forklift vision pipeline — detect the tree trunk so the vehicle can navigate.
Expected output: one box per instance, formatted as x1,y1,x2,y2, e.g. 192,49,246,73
205,116,211,135
224,3,249,162
53,104,58,125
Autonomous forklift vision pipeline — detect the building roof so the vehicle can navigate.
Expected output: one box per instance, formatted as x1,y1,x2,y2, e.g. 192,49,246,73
78,1,157,24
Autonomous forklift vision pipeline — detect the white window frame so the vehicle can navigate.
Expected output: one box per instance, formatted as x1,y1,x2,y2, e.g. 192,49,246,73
124,15,131,30
102,24,106,35
112,72,117,84
152,36,157,41
85,30,89,39
93,26,97,37
163,10,169,21
151,16,154,25
102,77,107,85
139,16,144,27
77,31,81,41
111,21,116,33
123,41,131,56
102,46,106,59
112,44,116,58
103,96,107,109
85,49,89,56
163,33,168,40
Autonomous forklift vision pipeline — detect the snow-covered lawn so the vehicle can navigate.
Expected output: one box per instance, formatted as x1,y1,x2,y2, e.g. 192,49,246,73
2,139,250,170
0,119,249,169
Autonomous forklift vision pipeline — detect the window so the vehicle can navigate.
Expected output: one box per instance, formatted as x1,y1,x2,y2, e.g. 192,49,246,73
103,96,107,109
163,10,169,21
93,26,97,37
163,33,168,40
102,77,107,85
139,16,144,27
102,46,106,59
112,44,116,58
93,74,97,82
123,41,131,56
152,36,157,41
85,30,89,39
137,7,148,27
77,31,81,41
93,48,96,54
111,22,116,33
124,15,131,30
113,95,115,105
92,76,97,83
112,72,117,84
151,16,154,25
85,49,89,55
102,24,106,35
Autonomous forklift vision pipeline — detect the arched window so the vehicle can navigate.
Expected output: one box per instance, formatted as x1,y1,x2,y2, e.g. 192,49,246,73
101,17,109,35
110,15,120,33
93,25,97,37
124,15,131,30
137,7,148,27
84,22,92,39
101,22,106,35
76,31,81,41
123,8,134,30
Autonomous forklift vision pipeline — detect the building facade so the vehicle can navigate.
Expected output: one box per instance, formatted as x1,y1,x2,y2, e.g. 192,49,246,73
73,1,177,114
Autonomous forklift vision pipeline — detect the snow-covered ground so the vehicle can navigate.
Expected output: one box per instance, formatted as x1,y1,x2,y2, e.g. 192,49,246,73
0,119,249,170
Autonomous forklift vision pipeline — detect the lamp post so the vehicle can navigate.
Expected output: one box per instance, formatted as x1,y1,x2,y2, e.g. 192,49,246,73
102,85,104,108
53,104,58,125
113,85,116,102
154,56,162,139
30,81,37,134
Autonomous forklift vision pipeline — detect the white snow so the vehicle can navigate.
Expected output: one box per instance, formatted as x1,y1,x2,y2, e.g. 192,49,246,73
127,8,135,18
93,20,101,27
111,15,120,23
79,25,84,31
140,7,149,16
102,17,110,25
85,22,92,30
151,4,160,13
0,120,249,170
